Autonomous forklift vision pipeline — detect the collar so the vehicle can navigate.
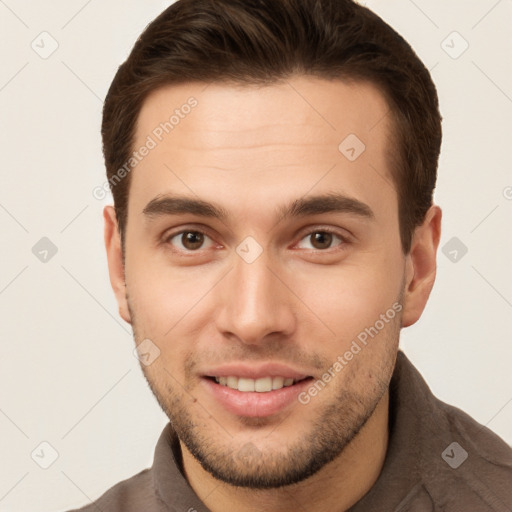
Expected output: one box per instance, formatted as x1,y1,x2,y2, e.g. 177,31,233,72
149,350,511,511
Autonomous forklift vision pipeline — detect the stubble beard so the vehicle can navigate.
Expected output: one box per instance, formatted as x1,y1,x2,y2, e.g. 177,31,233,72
128,297,401,489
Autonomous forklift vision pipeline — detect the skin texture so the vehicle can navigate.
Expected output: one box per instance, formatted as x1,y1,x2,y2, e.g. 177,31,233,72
104,76,442,512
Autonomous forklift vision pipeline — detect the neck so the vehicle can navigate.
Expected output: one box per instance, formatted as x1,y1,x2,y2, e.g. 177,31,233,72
180,390,390,512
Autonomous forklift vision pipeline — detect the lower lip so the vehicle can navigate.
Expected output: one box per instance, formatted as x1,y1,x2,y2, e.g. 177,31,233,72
201,377,314,418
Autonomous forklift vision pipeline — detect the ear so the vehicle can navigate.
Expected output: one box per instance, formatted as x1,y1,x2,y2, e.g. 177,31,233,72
104,206,131,324
401,204,442,328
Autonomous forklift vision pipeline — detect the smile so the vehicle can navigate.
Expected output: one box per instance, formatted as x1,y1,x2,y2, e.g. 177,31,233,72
213,376,309,392
202,375,315,417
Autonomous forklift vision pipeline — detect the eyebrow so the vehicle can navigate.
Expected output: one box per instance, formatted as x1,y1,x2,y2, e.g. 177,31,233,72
142,192,374,222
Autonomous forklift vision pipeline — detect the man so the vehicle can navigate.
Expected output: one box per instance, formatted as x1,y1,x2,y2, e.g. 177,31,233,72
70,0,512,510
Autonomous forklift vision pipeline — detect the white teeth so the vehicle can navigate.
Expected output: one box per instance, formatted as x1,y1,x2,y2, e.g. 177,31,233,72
213,375,300,392
255,377,272,392
272,376,284,390
238,378,255,392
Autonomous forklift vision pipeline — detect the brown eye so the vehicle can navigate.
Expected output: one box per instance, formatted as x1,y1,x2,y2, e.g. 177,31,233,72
165,230,214,252
181,231,204,250
296,230,346,251
310,232,333,249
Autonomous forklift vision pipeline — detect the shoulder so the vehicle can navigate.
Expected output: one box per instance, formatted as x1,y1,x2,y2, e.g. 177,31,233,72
439,397,512,467
389,351,512,510
423,394,512,510
65,467,164,512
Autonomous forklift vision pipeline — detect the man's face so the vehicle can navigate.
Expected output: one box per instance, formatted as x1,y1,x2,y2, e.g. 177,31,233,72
119,77,408,487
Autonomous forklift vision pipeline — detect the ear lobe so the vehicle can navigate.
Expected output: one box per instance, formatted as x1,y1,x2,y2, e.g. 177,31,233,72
401,205,442,328
103,205,132,324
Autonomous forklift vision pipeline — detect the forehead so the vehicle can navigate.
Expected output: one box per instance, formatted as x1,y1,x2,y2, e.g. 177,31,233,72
129,77,396,225
136,77,393,146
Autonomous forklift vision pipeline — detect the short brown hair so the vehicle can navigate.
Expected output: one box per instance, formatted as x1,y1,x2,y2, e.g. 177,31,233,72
102,0,442,254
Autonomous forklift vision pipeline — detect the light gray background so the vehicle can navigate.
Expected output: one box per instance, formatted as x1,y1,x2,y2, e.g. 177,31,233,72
0,1,511,510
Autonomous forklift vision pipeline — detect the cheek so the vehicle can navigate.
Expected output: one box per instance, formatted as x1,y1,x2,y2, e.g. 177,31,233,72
126,246,205,323
291,255,403,337
126,255,217,374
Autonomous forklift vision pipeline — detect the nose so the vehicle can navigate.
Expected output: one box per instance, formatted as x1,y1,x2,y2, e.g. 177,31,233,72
214,247,297,346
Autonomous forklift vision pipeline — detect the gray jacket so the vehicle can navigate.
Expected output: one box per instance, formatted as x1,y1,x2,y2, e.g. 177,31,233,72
67,350,512,511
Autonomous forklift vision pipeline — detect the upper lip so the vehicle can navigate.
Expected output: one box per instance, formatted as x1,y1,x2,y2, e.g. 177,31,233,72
202,362,312,380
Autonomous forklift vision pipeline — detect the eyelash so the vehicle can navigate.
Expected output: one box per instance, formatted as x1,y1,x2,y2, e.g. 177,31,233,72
162,227,350,254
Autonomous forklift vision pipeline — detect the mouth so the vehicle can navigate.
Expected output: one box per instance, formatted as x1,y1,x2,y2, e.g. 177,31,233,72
206,375,312,392
201,374,315,418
